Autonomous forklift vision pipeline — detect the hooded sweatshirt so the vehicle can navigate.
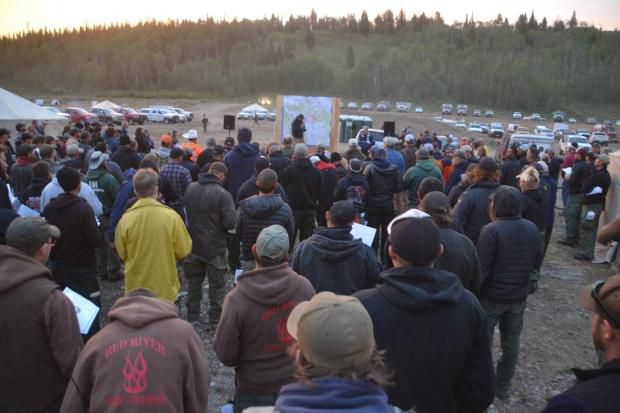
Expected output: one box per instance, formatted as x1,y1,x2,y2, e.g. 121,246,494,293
275,378,395,413
214,263,315,394
84,168,120,214
224,142,260,200
355,266,495,412
0,246,82,412
60,295,210,413
402,159,444,207
290,227,381,295
21,175,51,212
364,158,401,209
42,192,102,267
237,194,295,261
281,158,323,211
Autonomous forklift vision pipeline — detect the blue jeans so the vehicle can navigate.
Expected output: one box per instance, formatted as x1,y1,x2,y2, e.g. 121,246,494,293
481,299,527,397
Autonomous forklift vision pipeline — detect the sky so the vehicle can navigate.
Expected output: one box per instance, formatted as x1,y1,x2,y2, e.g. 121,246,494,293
0,0,619,35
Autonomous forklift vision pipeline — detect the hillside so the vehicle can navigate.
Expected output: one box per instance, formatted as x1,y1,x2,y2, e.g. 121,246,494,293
0,11,619,111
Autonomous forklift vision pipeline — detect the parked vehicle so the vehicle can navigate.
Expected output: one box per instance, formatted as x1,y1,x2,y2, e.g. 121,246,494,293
237,111,251,120
560,135,591,154
118,107,146,125
148,106,187,122
90,107,124,125
455,121,467,130
484,110,495,117
468,123,483,133
489,122,504,138
497,133,555,161
472,109,482,117
590,131,609,146
361,102,374,111
173,107,193,121
479,123,490,134
525,113,544,121
376,102,389,112
396,102,411,112
552,111,566,122
354,128,384,143
594,124,617,143
43,106,71,120
441,103,453,115
577,129,591,139
347,102,358,110
64,107,98,123
586,117,597,124
516,127,530,134
512,112,522,119
534,125,554,138
568,117,577,124
140,108,180,123
457,104,468,116
415,106,424,113
267,112,277,121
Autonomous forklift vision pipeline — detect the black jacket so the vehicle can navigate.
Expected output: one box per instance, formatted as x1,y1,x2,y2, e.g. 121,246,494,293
453,180,500,244
236,194,295,261
20,176,51,212
236,175,288,204
291,119,305,139
181,160,199,182
446,161,468,194
268,152,291,177
110,146,141,172
333,172,369,213
500,159,521,188
280,158,323,211
41,193,102,267
355,266,495,412
447,180,468,208
435,228,482,294
317,167,339,214
541,359,620,413
521,189,546,231
477,186,543,304
364,158,401,209
582,168,611,205
568,159,591,195
290,226,381,295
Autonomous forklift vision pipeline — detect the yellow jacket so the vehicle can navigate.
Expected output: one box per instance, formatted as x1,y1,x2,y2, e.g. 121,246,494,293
115,197,192,301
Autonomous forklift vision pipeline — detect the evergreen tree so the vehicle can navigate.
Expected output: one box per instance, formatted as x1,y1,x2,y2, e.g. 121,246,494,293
396,9,406,30
494,13,503,26
515,13,528,34
528,11,538,30
554,19,565,31
541,17,548,30
310,9,317,28
374,14,384,33
383,9,395,34
359,11,370,35
346,45,355,68
569,10,578,29
434,11,444,25
304,30,315,49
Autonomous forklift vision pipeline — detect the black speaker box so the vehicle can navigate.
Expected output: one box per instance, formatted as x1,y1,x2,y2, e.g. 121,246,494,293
383,121,396,137
223,115,235,130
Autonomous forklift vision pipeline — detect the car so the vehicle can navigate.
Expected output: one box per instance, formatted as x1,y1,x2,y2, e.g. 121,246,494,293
457,104,468,116
568,117,577,124
173,107,193,121
149,106,187,122
515,127,530,134
396,102,411,112
590,131,609,146
237,111,251,120
479,123,489,134
484,110,495,117
552,111,566,122
433,116,443,122
441,103,453,115
140,108,180,123
512,112,522,119
455,121,467,130
489,122,504,138
415,106,424,113
468,123,483,133
267,112,276,121
497,133,555,161
43,106,71,120
376,102,389,112
576,129,591,139
64,107,98,124
361,102,374,111
560,135,591,154
472,109,482,117
90,107,125,125
586,117,597,124
354,128,385,143
525,113,543,121
595,124,617,143
534,125,553,135
347,102,358,110
118,107,146,125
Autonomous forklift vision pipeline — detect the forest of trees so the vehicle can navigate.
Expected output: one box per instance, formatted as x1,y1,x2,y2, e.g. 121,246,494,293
0,9,618,110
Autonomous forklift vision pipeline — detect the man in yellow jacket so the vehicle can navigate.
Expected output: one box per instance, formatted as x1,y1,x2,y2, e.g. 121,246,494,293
115,168,192,301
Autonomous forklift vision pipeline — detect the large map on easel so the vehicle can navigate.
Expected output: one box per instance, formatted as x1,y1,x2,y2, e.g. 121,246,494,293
275,95,340,150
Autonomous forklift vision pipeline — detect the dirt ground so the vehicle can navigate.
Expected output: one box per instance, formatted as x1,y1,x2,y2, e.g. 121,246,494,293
94,98,617,413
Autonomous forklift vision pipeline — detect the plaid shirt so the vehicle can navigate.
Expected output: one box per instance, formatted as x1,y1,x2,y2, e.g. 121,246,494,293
160,163,192,208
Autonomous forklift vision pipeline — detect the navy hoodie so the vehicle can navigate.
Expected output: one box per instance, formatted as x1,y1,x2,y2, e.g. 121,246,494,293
224,142,260,201
364,158,401,209
355,266,495,412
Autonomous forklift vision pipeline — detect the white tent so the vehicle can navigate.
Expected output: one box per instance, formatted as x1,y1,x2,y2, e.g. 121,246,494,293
241,103,269,113
91,100,121,110
0,87,69,136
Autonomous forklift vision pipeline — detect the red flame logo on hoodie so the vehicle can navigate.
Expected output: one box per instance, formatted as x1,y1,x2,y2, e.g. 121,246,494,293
122,350,148,394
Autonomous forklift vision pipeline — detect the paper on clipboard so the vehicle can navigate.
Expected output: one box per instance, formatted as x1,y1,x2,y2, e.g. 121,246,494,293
63,287,100,334
351,222,377,247
17,204,40,217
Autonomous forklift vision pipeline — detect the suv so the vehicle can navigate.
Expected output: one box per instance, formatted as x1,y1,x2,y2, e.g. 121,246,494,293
118,107,146,125
90,107,124,125
376,101,389,112
552,111,566,122
472,109,482,117
173,107,193,121
590,132,609,146
595,124,617,143
347,102,358,110
140,108,180,123
361,102,374,111
457,104,468,116
396,102,411,112
586,117,597,125
485,110,495,117
149,106,187,122
489,122,504,138
512,112,522,119
560,135,591,154
64,107,97,123
441,103,453,115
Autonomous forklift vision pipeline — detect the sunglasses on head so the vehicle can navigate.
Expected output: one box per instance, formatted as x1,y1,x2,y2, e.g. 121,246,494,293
591,280,620,329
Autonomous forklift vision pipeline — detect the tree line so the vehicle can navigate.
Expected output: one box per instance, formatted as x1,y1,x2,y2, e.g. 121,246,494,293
0,10,618,111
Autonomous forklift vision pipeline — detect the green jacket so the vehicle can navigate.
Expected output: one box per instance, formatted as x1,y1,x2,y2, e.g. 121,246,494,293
402,159,444,207
84,168,119,214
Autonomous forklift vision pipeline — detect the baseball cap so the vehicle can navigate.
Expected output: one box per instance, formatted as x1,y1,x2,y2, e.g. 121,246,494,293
160,134,172,145
387,208,430,234
453,150,467,160
370,147,386,158
88,151,109,169
309,155,320,165
349,158,363,173
461,144,473,153
417,149,430,160
6,217,61,255
66,144,84,156
421,191,451,214
389,215,442,266
479,157,499,173
287,292,375,371
255,225,289,265
404,134,414,143
579,274,620,329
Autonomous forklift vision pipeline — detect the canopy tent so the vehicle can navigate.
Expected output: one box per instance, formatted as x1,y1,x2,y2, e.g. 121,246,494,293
91,100,121,110
0,87,69,136
241,103,269,113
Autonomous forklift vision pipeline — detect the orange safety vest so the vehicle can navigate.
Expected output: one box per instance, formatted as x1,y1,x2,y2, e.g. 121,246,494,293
180,142,204,161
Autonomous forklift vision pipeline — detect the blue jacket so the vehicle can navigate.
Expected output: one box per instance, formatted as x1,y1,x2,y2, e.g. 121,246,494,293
355,266,495,412
453,180,500,244
224,143,260,201
477,186,543,304
386,148,405,175
276,377,395,413
108,168,136,240
446,161,469,194
104,134,120,154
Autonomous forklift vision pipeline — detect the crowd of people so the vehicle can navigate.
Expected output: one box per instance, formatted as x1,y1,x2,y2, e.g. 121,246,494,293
1,118,619,413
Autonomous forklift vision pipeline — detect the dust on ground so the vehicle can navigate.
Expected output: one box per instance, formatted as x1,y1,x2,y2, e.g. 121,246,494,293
96,98,614,413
